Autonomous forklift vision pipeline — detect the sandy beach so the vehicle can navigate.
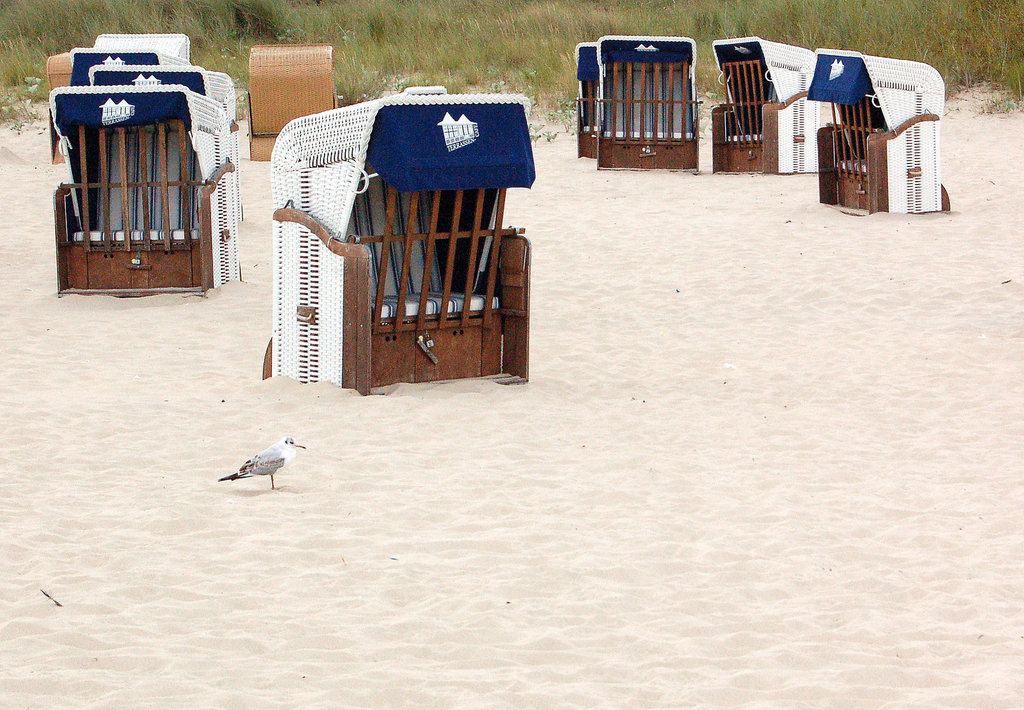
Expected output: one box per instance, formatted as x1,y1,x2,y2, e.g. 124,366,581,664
2,89,1023,708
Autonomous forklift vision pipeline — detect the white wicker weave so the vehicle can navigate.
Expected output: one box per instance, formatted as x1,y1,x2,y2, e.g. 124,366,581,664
712,37,819,174
270,89,531,385
93,33,191,61
49,84,241,287
812,48,945,213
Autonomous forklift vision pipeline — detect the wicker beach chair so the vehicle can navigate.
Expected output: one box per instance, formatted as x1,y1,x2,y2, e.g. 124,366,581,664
46,53,74,164
809,49,949,214
576,42,600,159
711,37,819,174
247,44,336,161
93,33,191,62
595,35,699,170
67,48,189,87
50,84,240,295
47,39,191,163
90,64,243,221
265,88,535,394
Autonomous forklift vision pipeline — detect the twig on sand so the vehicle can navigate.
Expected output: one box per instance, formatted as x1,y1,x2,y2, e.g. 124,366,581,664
40,589,62,607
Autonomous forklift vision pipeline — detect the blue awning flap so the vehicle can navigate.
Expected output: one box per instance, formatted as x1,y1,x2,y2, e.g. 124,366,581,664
600,38,694,66
577,45,599,82
70,51,162,86
713,40,766,71
92,68,207,95
53,90,193,135
366,102,535,193
807,53,873,105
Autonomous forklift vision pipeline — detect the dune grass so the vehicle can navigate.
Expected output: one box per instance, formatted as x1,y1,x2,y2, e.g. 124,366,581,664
1,0,1022,121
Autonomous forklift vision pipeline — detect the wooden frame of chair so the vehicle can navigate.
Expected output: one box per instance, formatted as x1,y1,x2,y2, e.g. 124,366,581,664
711,59,769,173
577,78,599,159
598,59,699,170
818,102,950,214
264,185,530,393
816,99,881,212
54,119,235,295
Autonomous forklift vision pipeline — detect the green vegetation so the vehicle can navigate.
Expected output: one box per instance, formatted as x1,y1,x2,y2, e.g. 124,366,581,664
2,0,1023,114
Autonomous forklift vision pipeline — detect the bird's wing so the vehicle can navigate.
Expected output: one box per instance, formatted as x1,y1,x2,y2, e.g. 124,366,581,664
239,452,287,477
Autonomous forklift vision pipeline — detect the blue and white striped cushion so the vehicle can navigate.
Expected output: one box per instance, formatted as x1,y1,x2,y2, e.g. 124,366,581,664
376,292,500,319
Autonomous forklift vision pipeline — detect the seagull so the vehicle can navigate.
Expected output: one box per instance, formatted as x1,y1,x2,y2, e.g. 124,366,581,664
219,437,305,490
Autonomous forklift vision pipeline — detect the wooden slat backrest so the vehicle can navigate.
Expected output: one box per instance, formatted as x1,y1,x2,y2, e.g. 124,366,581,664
481,189,506,329
138,128,151,241
722,59,768,144
78,125,91,248
604,60,692,140
64,120,203,252
578,80,598,134
415,191,443,333
831,98,881,178
118,128,129,249
354,185,511,334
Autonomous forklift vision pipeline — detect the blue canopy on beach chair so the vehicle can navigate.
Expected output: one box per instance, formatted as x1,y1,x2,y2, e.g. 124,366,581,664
577,44,599,82
807,52,873,105
91,67,208,96
366,101,535,193
69,50,163,86
713,40,768,73
599,37,694,66
53,88,194,134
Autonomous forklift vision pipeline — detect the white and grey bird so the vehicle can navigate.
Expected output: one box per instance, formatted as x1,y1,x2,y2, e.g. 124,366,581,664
219,437,305,490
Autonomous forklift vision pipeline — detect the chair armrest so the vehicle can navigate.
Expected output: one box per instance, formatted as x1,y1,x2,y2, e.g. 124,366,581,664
273,207,370,260
201,161,235,199
883,113,940,140
774,91,808,111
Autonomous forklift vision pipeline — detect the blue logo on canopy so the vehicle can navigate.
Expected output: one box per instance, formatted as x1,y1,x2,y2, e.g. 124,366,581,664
713,40,767,71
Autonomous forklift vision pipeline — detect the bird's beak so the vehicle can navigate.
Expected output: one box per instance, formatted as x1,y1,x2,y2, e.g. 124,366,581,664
295,444,306,449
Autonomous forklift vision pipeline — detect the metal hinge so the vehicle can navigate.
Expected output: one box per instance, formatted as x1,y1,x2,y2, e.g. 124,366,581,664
296,305,318,325
416,333,439,364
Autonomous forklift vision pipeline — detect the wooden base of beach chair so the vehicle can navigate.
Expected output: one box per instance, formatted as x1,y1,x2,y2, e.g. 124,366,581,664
263,311,529,394
597,137,698,171
577,132,598,159
817,122,950,215
263,326,528,394
267,203,531,396
711,138,764,173
56,244,205,294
